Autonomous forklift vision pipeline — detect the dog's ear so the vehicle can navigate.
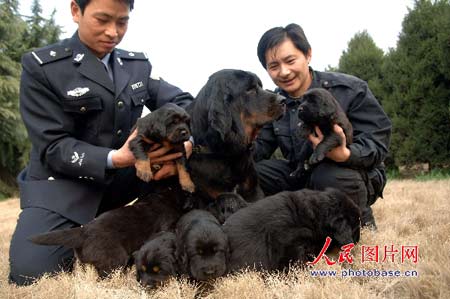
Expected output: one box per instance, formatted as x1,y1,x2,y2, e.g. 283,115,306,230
174,233,189,274
140,114,167,143
207,90,233,144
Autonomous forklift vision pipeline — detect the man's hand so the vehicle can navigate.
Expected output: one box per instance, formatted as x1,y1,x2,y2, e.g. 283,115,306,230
307,124,351,163
147,140,194,180
111,129,138,168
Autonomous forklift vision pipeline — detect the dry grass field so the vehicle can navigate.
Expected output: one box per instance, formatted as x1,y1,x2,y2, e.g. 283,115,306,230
0,179,449,299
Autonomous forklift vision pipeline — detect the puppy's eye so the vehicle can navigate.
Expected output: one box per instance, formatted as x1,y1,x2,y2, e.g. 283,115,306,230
141,265,147,272
152,265,160,273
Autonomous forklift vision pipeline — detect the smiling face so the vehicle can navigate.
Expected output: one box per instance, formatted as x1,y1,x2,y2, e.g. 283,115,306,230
265,38,312,98
71,0,130,58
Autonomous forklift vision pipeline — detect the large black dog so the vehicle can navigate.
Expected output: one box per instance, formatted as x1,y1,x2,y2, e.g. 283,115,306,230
223,188,361,272
133,231,178,288
187,69,285,202
175,209,229,281
293,88,352,177
129,103,195,193
29,192,183,277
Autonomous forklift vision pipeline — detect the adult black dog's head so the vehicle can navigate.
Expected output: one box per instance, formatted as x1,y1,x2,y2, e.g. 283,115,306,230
190,69,285,151
137,103,191,145
298,88,340,123
133,231,178,288
175,210,229,281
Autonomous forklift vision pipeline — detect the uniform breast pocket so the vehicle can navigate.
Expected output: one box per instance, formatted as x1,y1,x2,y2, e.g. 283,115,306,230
130,90,150,124
62,96,103,137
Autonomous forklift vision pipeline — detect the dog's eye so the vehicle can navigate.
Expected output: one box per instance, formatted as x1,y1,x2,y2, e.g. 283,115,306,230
152,266,160,273
141,265,147,272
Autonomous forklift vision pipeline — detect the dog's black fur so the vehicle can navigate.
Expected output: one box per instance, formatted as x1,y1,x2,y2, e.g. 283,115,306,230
129,103,195,193
223,188,361,272
133,231,177,288
29,193,183,277
199,192,249,224
187,69,285,202
293,88,353,176
175,209,229,281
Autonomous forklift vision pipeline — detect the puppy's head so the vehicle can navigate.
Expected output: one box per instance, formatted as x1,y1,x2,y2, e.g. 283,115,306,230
298,88,338,123
323,188,361,246
176,210,229,281
196,69,285,147
139,103,191,145
133,231,177,288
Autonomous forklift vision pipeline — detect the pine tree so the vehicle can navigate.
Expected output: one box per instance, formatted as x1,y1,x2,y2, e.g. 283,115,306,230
382,0,450,167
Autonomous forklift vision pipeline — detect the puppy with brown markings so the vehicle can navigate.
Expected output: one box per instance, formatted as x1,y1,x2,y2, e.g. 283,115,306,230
133,231,177,288
293,88,353,176
29,193,183,278
129,103,195,193
175,209,229,281
187,69,285,202
223,188,361,273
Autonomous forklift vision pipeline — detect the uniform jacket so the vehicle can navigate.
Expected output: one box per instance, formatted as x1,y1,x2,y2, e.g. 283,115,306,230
254,68,392,172
18,32,193,224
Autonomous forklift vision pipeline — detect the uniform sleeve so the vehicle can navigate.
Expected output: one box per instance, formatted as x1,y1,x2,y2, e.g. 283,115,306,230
147,77,193,110
253,122,279,162
343,83,392,169
20,53,112,183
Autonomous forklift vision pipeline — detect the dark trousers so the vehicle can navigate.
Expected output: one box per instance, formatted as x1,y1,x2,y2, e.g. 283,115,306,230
9,167,144,286
255,159,374,225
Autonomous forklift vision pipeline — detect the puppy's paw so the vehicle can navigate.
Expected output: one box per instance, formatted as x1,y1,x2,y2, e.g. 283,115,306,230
135,160,153,182
309,152,325,165
180,180,195,193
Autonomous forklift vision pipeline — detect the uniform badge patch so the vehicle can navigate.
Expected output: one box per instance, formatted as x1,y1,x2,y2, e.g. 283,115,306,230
74,53,85,62
67,87,90,97
131,81,144,90
71,152,85,166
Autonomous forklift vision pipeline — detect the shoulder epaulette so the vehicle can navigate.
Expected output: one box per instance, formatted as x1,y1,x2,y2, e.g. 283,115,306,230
116,50,148,60
31,44,73,65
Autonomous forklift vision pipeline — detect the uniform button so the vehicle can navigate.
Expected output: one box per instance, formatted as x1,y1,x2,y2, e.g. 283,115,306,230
291,109,296,113
140,99,145,104
117,100,124,108
274,128,279,133
323,81,329,87
80,106,87,113
116,129,123,136
64,47,70,52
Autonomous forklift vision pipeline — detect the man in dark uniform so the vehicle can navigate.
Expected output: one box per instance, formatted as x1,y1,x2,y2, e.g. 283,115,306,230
254,24,392,229
9,0,193,285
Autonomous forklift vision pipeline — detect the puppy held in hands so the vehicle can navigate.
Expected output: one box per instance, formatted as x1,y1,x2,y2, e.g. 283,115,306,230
175,209,229,281
133,231,178,288
295,88,352,168
129,103,195,193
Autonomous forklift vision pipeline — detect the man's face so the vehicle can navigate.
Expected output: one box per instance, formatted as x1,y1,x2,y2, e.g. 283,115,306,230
265,38,312,98
71,0,129,58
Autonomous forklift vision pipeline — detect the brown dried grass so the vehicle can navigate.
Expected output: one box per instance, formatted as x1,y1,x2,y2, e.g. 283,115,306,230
1,179,449,299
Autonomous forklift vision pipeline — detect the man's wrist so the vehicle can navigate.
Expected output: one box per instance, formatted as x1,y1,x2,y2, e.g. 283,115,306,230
107,150,117,169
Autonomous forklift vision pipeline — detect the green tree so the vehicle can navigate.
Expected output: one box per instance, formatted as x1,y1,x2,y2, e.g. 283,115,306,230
335,30,385,102
382,0,450,168
0,0,61,198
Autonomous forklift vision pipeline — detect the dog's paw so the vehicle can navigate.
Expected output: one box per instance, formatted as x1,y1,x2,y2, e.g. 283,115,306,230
309,152,325,165
180,181,195,193
135,160,153,182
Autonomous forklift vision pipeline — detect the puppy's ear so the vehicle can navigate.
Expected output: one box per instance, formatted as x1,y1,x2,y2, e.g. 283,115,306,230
330,216,354,246
207,91,233,144
174,235,189,274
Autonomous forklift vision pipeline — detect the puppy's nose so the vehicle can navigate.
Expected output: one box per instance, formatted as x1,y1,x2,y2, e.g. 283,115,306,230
203,268,217,277
277,95,286,105
180,129,189,137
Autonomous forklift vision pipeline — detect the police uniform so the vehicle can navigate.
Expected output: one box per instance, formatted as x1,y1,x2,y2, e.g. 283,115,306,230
254,68,392,226
9,33,193,285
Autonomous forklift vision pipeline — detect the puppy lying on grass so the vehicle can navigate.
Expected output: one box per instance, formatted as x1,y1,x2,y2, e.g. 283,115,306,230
29,193,183,278
133,231,178,288
129,103,195,193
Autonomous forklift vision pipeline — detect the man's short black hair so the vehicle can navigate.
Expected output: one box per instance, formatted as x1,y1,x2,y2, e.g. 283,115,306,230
75,0,134,14
257,23,311,69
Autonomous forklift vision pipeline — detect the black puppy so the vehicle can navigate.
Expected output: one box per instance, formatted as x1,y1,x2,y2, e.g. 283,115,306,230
294,88,352,173
29,193,183,277
187,69,285,202
133,231,177,288
175,209,229,281
223,188,361,272
129,103,195,193
200,192,249,224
